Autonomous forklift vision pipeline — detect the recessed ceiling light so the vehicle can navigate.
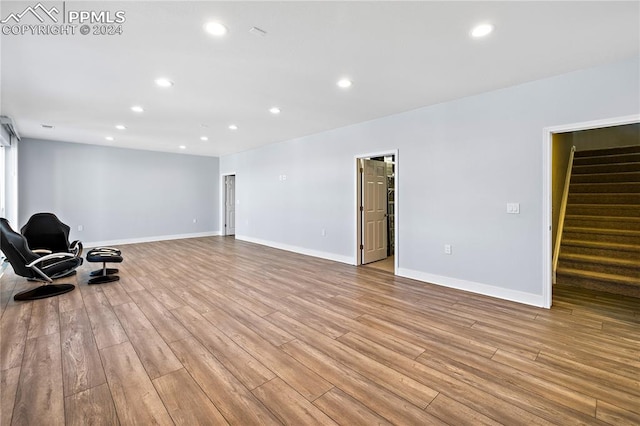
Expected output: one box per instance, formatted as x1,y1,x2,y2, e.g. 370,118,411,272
200,136,209,141
105,136,114,141
154,78,174,88
228,124,238,130
337,78,353,88
204,21,227,36
269,107,281,114
179,145,186,150
131,105,144,113
471,23,494,38
115,124,126,130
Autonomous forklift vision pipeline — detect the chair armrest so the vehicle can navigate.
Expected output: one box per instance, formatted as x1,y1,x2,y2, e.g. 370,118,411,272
26,252,76,268
70,240,83,256
33,249,53,255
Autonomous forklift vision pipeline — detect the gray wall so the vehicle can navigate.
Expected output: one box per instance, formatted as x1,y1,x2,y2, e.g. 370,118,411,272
221,56,640,306
19,139,219,245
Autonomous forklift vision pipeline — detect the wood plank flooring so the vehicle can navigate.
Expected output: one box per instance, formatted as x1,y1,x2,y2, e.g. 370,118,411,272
1,236,638,425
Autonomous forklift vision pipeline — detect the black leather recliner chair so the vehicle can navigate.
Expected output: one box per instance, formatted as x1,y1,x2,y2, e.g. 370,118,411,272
21,212,83,257
0,218,82,301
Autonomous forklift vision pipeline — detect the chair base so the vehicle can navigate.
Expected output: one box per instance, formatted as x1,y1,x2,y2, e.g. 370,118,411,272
29,270,77,281
90,268,118,277
14,284,75,301
88,275,120,285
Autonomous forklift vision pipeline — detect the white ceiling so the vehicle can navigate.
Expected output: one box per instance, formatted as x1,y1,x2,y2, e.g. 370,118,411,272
1,1,639,157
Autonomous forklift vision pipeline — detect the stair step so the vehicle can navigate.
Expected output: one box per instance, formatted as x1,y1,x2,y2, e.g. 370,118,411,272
571,171,640,184
564,215,640,231
565,204,640,217
572,162,640,175
555,268,640,298
567,193,640,204
565,226,640,236
563,227,640,245
558,254,640,278
573,152,640,166
574,145,640,158
560,253,639,268
556,267,639,286
569,182,640,193
560,239,640,260
562,238,640,251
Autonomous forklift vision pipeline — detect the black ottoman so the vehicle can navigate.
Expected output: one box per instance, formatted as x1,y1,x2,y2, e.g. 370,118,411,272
86,248,123,284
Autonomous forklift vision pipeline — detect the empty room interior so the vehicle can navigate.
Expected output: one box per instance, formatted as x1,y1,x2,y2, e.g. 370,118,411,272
1,1,639,425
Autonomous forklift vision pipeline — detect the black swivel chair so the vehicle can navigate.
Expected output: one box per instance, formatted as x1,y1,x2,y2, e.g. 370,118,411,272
0,218,82,301
21,213,83,257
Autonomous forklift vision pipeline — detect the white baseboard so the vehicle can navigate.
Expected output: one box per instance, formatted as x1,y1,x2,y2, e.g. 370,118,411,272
85,230,220,249
235,235,354,265
397,267,545,308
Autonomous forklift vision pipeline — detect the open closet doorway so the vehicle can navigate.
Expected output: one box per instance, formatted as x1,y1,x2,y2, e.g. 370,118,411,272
224,174,236,236
356,151,398,274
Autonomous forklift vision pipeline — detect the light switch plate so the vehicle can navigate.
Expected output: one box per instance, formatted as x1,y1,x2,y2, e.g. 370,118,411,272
507,203,520,214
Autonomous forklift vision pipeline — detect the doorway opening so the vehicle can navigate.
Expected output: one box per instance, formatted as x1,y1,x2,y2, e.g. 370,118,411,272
543,115,639,308
356,151,398,274
223,174,236,237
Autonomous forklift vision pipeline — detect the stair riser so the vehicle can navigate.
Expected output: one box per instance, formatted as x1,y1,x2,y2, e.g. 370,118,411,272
561,245,640,261
568,194,640,204
574,153,640,166
558,259,640,278
555,274,640,298
563,231,640,245
566,204,640,217
569,182,640,193
571,172,640,183
573,163,640,175
564,218,640,231
574,146,640,158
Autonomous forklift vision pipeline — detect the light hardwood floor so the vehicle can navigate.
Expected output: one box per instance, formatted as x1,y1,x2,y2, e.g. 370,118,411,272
364,256,395,273
1,236,638,425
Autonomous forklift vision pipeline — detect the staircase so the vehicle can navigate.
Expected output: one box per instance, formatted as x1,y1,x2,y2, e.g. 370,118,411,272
556,145,640,297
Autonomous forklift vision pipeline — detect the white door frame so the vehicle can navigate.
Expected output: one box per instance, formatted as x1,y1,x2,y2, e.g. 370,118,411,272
355,149,399,273
541,114,639,308
220,172,236,236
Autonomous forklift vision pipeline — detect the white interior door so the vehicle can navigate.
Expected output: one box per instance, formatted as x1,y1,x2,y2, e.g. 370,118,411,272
225,175,236,235
362,159,387,264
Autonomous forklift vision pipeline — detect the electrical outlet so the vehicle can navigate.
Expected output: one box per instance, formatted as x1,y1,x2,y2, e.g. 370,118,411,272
444,244,452,255
193,218,197,223
321,228,326,237
78,225,83,232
